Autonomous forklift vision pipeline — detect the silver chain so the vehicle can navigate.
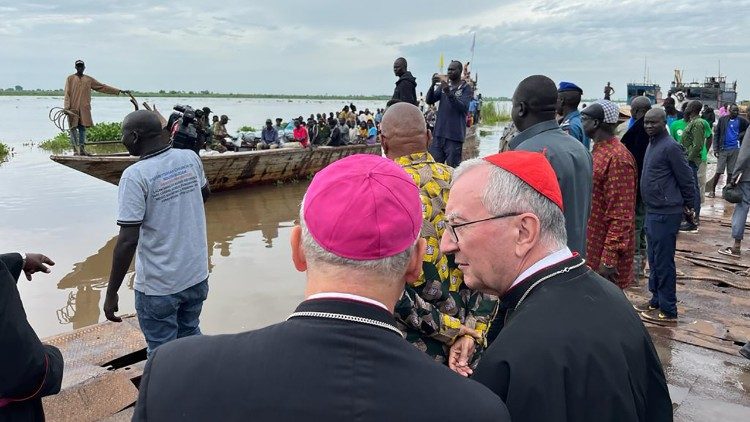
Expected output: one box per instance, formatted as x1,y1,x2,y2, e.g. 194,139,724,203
287,311,405,338
513,259,588,312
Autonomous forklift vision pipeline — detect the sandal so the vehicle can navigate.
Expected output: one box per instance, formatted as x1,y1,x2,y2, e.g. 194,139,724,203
718,247,741,258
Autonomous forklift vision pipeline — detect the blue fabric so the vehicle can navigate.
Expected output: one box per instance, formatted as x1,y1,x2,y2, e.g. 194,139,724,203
558,81,582,93
428,136,463,167
732,182,750,240
509,120,593,257
627,117,635,129
640,132,696,214
666,115,678,128
560,110,589,149
725,118,740,150
261,127,278,143
368,127,377,137
135,279,209,356
426,81,473,142
70,125,86,147
645,213,681,317
468,99,478,112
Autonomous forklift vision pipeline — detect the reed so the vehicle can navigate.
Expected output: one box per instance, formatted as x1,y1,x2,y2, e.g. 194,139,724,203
480,102,511,125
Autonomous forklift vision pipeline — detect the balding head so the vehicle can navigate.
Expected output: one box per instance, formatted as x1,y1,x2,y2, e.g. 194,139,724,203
381,103,430,159
511,75,558,131
630,96,652,121
121,110,167,156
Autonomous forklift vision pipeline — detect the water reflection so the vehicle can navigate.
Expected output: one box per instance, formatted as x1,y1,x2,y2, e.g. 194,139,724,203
55,181,309,331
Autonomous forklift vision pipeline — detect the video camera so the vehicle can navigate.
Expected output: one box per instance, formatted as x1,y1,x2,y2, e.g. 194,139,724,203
169,105,200,154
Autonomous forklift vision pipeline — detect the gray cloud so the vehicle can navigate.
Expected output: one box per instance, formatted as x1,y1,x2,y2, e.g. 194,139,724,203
0,0,747,99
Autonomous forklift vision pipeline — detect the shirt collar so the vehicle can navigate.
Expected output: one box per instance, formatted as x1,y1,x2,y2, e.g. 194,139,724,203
139,145,171,161
564,110,581,121
307,292,389,311
509,120,559,149
509,247,573,290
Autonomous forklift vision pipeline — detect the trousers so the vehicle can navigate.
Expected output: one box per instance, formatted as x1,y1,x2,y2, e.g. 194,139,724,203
645,213,682,317
429,136,463,167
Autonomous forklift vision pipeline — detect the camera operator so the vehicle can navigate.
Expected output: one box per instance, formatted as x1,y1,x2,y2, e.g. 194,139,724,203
168,105,201,155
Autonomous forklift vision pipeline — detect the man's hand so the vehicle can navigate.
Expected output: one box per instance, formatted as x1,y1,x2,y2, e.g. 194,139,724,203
597,264,619,283
431,73,441,85
440,81,450,93
23,253,54,281
448,335,476,377
103,292,122,322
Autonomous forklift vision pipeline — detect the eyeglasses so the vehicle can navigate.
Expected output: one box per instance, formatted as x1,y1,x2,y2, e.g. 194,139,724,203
443,211,522,243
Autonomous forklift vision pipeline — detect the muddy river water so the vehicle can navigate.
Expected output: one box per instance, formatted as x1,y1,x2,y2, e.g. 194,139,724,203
0,96,504,338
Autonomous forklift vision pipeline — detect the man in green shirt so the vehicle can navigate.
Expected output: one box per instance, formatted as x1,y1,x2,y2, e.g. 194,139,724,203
680,101,706,232
670,107,712,202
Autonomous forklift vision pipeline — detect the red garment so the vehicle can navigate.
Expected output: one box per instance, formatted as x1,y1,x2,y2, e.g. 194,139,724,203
293,126,310,148
586,138,637,288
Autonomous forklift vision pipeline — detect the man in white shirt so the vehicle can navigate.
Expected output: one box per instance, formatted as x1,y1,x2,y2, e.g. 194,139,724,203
103,110,210,356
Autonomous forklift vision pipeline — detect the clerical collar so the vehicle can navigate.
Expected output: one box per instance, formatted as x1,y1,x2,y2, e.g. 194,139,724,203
509,247,573,291
307,292,388,311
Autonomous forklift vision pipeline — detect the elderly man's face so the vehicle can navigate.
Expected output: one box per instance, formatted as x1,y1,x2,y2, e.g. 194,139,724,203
440,165,517,296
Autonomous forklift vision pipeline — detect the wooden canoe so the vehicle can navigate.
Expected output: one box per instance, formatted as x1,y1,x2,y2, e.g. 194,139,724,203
50,144,382,192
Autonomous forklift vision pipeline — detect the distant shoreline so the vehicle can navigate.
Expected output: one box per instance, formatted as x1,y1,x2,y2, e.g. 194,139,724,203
0,89,512,102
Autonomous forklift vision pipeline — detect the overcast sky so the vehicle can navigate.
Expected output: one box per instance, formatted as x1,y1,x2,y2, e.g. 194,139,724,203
1,0,748,99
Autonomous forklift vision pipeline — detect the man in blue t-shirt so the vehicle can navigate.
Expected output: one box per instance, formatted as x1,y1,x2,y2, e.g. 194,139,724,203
707,104,750,197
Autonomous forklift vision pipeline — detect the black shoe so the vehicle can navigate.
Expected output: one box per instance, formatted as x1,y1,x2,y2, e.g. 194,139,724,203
679,222,699,233
633,301,657,312
640,309,678,324
740,343,750,360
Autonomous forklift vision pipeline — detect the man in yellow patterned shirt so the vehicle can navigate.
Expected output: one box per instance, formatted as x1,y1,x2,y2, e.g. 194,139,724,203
381,103,498,365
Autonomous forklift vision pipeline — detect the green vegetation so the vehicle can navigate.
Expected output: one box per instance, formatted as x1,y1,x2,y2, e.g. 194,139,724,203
39,133,72,152
86,122,122,142
39,122,123,152
480,102,512,125
0,142,10,162
238,125,257,132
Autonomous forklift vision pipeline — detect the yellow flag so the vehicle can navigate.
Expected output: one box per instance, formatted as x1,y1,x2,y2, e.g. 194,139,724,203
439,53,444,72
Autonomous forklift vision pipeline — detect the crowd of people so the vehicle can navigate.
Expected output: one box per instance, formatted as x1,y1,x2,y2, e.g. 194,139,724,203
4,58,749,421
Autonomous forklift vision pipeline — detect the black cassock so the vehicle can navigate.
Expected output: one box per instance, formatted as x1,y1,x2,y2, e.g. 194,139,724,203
473,255,673,422
0,253,64,421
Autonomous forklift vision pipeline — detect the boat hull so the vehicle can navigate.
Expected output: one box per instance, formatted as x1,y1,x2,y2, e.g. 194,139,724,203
50,144,382,192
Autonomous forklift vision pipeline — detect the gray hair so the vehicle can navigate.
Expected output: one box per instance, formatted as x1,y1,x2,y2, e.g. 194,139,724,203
299,206,417,277
453,159,567,249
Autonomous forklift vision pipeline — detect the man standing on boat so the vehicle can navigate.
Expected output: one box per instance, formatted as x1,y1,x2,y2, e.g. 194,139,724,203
388,57,418,107
104,110,210,357
64,59,129,155
132,154,508,422
426,60,473,167
380,102,497,366
556,81,590,149
604,81,615,100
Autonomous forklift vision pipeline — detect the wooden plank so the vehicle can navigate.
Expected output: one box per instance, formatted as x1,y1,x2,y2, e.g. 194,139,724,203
42,315,146,389
42,371,138,422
